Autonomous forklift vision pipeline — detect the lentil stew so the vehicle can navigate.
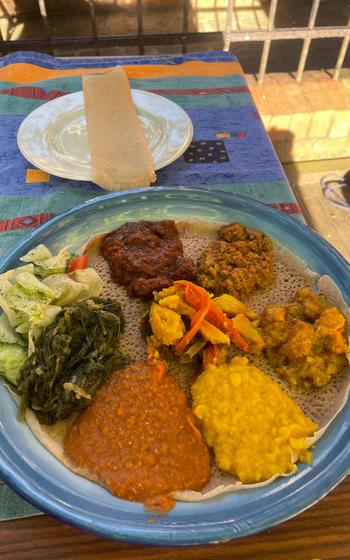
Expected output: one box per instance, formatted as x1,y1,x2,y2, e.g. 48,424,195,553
64,362,211,512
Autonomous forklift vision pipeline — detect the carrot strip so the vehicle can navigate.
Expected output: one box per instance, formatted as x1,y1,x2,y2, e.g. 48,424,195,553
175,283,211,353
175,280,248,352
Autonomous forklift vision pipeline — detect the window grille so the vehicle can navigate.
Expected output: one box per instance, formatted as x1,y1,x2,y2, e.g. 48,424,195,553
0,0,349,81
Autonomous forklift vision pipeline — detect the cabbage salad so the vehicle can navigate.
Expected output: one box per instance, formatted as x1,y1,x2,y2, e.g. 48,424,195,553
0,244,103,384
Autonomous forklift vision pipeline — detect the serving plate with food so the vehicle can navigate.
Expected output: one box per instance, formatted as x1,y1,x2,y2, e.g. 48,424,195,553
0,186,349,545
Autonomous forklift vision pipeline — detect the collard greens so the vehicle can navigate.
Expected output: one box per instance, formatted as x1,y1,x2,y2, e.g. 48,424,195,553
16,297,128,424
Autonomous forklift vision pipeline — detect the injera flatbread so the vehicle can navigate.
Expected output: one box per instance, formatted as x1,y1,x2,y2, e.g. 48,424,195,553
83,68,156,191
9,219,350,503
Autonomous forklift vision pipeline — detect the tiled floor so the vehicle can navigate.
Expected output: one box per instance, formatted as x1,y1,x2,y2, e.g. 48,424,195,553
283,158,350,262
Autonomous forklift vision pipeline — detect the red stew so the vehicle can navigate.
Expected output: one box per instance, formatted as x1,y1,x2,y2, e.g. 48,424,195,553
64,362,211,512
100,220,197,299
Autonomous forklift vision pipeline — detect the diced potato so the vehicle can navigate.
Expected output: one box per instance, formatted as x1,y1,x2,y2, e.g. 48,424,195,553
159,295,194,315
149,302,185,345
213,294,257,320
155,285,177,301
231,313,265,354
199,322,230,345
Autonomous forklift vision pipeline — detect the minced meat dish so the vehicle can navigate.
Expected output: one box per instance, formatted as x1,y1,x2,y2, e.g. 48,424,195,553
100,220,197,299
196,222,275,299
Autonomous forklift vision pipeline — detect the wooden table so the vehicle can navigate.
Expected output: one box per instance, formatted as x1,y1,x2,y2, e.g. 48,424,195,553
1,476,349,560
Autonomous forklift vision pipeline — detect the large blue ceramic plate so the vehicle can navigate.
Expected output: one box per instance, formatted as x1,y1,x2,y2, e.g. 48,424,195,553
0,186,350,545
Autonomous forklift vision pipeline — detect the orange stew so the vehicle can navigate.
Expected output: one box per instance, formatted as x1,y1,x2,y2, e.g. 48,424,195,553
64,362,211,512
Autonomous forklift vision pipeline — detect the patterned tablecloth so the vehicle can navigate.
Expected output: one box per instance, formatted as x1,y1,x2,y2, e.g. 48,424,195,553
0,50,301,521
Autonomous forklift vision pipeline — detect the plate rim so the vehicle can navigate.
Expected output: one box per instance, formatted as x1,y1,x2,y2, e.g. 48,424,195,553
1,186,350,545
16,90,194,180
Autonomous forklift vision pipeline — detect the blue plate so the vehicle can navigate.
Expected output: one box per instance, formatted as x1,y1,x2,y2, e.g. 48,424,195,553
1,186,350,545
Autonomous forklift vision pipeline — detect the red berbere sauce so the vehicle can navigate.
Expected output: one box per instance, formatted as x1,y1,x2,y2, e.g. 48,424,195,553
64,362,211,512
100,220,197,299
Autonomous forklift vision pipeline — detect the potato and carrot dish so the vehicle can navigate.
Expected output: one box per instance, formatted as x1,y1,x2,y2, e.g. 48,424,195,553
148,280,264,364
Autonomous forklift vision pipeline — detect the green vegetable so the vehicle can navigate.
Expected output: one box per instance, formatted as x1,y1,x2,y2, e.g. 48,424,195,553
69,268,103,297
43,274,85,307
0,342,27,384
20,244,70,278
0,244,104,343
21,244,52,263
0,263,34,283
0,295,27,328
4,272,58,319
16,271,59,299
43,268,103,306
0,277,12,297
19,305,61,349
16,297,128,425
0,314,26,345
185,338,207,359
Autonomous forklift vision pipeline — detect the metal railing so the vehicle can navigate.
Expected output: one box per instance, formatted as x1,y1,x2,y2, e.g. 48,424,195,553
224,0,350,83
0,0,349,82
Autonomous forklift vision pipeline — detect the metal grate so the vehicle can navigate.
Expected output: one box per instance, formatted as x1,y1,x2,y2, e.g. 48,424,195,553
0,0,349,81
223,0,350,82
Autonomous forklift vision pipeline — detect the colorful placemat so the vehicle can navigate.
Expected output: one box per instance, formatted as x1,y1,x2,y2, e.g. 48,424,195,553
0,50,300,520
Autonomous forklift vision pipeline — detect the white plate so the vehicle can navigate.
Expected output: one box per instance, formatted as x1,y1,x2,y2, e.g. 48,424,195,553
17,90,193,181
